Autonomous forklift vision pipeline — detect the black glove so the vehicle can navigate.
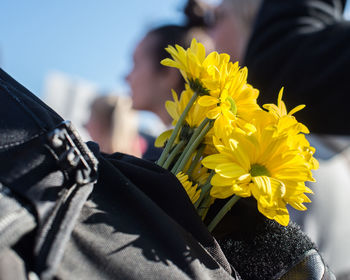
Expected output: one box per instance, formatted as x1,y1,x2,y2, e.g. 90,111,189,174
206,197,335,279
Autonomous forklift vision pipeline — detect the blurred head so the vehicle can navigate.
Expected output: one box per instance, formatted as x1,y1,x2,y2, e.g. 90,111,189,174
85,95,115,152
210,0,262,62
85,95,141,156
126,24,213,126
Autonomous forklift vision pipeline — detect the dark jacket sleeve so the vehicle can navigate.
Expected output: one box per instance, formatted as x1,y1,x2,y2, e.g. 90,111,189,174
0,67,238,280
244,0,350,135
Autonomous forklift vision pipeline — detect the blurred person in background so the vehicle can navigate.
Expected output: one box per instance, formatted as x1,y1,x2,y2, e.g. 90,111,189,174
126,24,214,128
85,94,145,157
209,0,261,64
208,0,350,277
126,6,214,161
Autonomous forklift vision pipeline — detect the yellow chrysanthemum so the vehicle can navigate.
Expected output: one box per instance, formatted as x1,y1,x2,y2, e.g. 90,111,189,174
202,114,257,156
161,38,259,144
166,86,208,128
290,134,319,170
161,38,205,80
263,88,319,170
263,88,309,136
198,63,260,124
263,88,304,118
202,110,316,226
176,172,201,203
154,86,210,148
161,38,209,92
162,38,235,95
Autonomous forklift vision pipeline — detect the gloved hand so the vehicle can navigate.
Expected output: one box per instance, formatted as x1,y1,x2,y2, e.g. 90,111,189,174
205,197,335,279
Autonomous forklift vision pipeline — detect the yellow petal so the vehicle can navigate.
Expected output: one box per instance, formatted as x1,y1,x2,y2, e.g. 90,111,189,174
210,185,235,199
198,96,218,107
211,173,233,186
288,104,306,116
202,154,232,170
273,210,290,226
237,173,251,183
229,142,251,171
289,201,308,211
251,176,285,208
206,107,222,119
232,183,251,197
165,101,178,121
171,89,179,103
154,130,173,147
161,58,178,68
215,162,247,178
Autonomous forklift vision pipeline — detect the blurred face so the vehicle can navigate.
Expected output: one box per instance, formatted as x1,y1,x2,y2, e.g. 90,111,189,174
84,111,112,153
126,34,167,112
210,1,245,62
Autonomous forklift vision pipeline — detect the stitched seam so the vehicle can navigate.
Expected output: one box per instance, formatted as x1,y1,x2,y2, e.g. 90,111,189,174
0,80,48,129
0,132,44,150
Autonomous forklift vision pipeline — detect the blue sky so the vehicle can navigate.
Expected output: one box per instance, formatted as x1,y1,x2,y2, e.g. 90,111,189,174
1,0,349,99
0,0,190,98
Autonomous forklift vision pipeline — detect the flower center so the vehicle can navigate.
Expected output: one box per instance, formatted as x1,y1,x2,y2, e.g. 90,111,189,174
250,164,270,177
227,96,237,115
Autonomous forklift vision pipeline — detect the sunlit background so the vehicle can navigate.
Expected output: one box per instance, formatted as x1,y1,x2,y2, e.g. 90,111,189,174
1,0,190,97
1,0,349,137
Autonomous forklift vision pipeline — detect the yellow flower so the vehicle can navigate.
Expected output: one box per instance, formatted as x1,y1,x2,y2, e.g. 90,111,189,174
176,172,201,203
263,88,319,170
154,129,173,148
166,86,208,128
263,87,305,118
154,86,209,148
161,38,260,135
161,38,232,95
198,63,260,123
291,134,319,170
202,110,315,226
161,38,208,91
161,38,206,79
263,88,309,136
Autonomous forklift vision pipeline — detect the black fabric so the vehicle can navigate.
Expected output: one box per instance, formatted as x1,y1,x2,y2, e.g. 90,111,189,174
102,151,225,251
244,0,349,135
0,68,63,140
0,68,98,279
57,143,236,279
206,198,334,280
0,66,334,279
219,220,317,280
0,67,66,228
0,67,237,279
0,184,36,252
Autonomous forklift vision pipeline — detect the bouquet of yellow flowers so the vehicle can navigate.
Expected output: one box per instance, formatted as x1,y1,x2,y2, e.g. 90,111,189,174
155,39,318,232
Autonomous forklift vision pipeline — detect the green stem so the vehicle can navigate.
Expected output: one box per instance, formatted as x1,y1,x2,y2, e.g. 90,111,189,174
187,144,205,179
174,120,213,174
187,118,210,149
194,170,214,208
162,140,186,169
207,195,241,232
197,194,212,220
171,118,209,174
157,92,198,166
